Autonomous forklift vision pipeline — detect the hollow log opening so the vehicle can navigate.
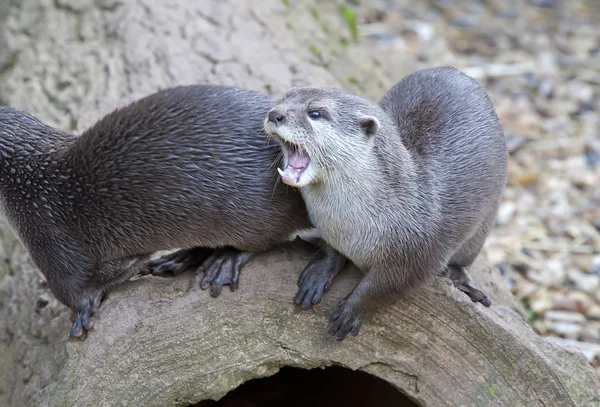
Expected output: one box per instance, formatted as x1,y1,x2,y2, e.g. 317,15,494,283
194,366,417,407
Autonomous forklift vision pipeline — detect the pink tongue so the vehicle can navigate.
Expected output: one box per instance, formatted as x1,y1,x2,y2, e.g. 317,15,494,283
281,150,310,184
288,149,310,169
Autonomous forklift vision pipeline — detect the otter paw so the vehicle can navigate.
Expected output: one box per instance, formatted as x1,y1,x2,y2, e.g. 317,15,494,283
294,259,335,310
69,309,95,340
199,249,243,298
455,283,492,307
140,247,212,277
328,299,363,341
68,292,105,340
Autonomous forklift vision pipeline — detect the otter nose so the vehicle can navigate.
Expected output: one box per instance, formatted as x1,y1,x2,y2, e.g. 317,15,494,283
268,110,285,126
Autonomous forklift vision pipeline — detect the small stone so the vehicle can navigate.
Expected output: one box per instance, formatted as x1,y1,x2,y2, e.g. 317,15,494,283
513,263,531,275
544,260,566,286
568,81,594,104
495,7,518,19
551,322,583,339
581,324,600,342
567,269,600,294
532,0,557,8
537,51,557,74
529,289,552,313
532,319,548,335
552,292,592,314
486,247,505,264
537,79,554,98
545,218,564,237
585,150,600,168
544,310,587,324
587,305,600,321
450,16,476,28
514,171,540,187
586,139,600,168
505,134,527,154
571,255,592,272
592,255,600,273
496,201,516,225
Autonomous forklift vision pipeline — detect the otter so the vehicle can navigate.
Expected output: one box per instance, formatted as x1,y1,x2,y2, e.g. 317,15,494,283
265,67,508,340
0,85,344,339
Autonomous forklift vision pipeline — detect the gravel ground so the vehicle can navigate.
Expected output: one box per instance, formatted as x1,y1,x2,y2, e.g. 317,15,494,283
351,0,599,379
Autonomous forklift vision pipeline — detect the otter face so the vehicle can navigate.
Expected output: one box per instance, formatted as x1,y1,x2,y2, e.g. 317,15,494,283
264,87,380,188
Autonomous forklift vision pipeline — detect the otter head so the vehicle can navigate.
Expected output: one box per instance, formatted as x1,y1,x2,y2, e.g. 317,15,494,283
264,87,381,188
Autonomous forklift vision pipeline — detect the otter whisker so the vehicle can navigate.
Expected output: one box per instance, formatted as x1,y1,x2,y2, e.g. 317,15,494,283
268,150,286,202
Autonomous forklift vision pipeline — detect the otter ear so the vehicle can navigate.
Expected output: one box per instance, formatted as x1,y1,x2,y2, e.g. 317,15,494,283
359,116,380,138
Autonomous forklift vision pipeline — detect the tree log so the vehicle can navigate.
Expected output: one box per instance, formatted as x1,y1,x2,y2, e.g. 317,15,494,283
0,0,598,406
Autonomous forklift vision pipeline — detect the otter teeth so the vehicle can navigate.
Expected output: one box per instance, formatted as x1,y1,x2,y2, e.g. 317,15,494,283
278,165,305,185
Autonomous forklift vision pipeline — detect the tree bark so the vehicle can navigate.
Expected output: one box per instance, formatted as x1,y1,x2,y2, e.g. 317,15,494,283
0,1,598,406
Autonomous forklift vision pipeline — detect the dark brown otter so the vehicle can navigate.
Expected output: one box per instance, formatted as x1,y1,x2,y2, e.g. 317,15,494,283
0,85,344,339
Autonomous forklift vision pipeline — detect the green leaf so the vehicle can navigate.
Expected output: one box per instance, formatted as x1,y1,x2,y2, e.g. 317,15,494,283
340,3,358,41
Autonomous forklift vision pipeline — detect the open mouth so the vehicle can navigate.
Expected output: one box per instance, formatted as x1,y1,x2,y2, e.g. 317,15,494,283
272,134,311,186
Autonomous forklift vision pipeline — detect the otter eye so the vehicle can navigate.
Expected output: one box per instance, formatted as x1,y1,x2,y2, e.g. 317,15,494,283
308,110,321,120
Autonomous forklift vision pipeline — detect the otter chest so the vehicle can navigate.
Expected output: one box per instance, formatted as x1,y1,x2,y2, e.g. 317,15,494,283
302,187,380,266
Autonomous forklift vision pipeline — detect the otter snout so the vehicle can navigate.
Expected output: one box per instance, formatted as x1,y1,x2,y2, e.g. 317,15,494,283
267,110,285,126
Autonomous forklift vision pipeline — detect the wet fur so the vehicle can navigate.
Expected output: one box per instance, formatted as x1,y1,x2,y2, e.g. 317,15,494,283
0,85,315,334
269,67,508,338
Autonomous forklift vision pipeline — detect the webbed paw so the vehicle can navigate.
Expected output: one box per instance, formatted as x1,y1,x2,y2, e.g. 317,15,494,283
140,247,213,277
199,248,248,297
328,298,363,341
294,258,336,310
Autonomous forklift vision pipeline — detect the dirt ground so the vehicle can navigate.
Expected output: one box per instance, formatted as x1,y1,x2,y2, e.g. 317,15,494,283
349,0,599,378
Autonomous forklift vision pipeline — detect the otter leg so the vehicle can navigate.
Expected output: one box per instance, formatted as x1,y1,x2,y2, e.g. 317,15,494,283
447,212,496,307
329,262,439,341
199,248,253,297
33,243,98,339
294,243,347,310
140,247,214,277
445,265,491,307
69,255,150,339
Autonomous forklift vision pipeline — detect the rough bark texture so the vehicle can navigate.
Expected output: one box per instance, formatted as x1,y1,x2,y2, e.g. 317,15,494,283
0,1,598,406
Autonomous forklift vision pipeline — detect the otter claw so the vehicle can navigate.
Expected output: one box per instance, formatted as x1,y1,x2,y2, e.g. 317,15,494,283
69,310,93,339
69,315,84,339
455,283,492,307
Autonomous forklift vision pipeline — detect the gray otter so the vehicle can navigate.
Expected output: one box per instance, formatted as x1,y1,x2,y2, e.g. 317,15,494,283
0,85,344,339
265,67,508,340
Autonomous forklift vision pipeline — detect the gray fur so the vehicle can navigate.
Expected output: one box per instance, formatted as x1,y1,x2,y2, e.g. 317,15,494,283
0,85,327,337
267,67,508,340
